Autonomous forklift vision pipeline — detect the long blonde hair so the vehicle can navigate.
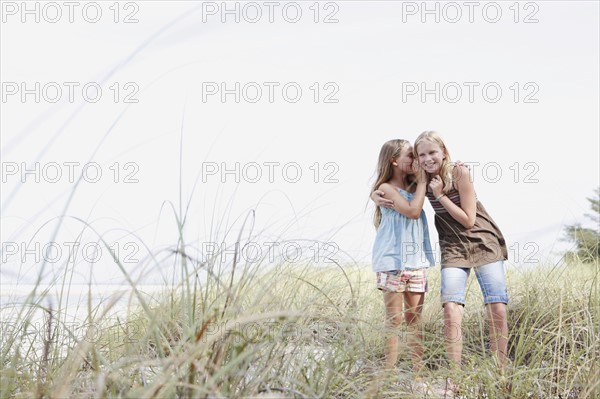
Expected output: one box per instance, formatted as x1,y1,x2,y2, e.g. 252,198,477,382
371,139,413,228
414,131,453,194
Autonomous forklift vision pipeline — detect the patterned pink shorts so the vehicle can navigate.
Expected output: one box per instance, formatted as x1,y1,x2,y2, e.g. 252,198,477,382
376,269,428,293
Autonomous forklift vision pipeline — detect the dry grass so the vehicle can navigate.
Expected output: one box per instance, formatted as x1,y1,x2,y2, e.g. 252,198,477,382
2,248,598,398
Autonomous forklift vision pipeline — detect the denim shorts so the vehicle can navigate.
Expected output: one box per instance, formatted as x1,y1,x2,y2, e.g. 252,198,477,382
440,260,508,305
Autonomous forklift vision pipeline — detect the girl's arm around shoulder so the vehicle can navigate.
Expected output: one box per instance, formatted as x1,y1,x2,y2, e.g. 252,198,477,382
378,181,426,220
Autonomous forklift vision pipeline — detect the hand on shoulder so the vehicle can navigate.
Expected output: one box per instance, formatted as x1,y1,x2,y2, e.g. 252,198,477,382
378,182,398,197
371,187,395,208
451,163,471,184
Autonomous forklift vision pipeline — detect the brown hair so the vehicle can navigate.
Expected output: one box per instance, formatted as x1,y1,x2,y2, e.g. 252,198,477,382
371,139,412,228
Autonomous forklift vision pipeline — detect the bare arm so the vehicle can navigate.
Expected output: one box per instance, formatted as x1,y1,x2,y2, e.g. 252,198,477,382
371,190,394,208
429,165,476,228
378,181,427,219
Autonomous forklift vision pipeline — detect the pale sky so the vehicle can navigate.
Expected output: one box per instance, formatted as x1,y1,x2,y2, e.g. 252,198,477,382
1,1,599,286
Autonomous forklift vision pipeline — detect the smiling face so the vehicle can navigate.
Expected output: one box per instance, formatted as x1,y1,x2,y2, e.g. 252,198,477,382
416,139,446,175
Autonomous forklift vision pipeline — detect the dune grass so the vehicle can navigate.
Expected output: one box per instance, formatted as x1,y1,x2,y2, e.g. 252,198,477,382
1,240,598,399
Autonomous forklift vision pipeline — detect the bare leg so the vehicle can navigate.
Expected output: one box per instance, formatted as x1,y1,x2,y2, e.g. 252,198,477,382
403,291,425,374
383,291,403,369
443,302,464,369
486,302,508,371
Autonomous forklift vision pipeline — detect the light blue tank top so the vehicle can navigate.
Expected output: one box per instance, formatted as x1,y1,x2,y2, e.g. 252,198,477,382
372,188,435,272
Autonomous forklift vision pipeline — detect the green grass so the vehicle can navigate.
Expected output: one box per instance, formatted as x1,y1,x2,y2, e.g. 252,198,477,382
1,250,598,398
